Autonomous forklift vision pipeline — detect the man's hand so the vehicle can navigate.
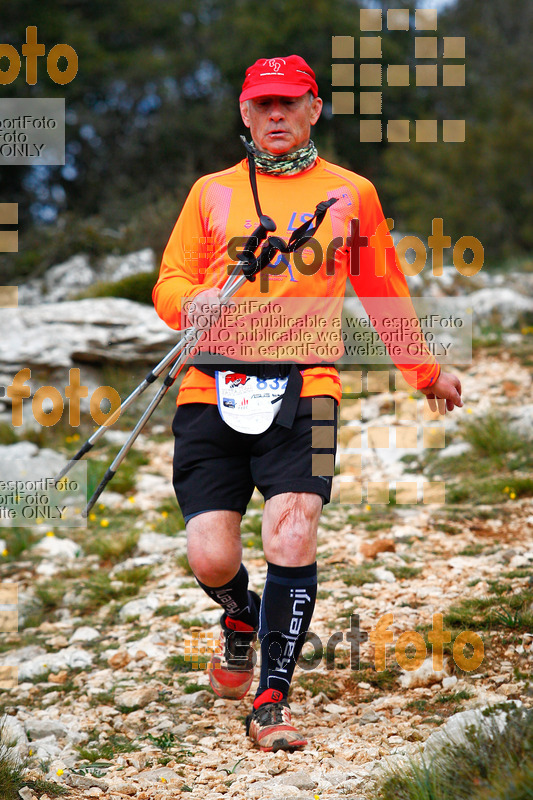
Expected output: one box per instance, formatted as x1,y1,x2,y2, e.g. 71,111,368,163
420,371,463,414
185,288,223,330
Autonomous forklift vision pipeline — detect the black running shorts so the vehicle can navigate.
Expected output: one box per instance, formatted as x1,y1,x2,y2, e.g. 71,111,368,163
171,396,337,521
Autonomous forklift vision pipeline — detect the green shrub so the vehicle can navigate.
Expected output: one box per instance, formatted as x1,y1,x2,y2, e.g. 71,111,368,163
461,412,524,458
75,270,159,305
0,737,23,800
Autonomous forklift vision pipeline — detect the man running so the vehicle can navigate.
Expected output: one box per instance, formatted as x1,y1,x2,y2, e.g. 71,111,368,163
153,55,463,752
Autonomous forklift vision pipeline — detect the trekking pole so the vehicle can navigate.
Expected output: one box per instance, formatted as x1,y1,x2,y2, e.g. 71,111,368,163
82,264,265,516
54,325,198,483
83,329,203,515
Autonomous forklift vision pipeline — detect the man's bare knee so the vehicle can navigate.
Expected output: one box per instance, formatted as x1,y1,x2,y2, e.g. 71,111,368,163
186,510,242,586
262,493,322,565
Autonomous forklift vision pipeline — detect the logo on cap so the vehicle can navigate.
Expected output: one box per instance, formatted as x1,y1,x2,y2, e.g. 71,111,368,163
268,59,285,72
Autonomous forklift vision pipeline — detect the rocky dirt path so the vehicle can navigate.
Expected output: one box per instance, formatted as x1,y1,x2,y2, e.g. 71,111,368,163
1,351,532,799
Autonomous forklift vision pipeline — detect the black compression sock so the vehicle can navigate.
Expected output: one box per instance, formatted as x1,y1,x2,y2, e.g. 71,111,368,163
255,561,317,700
195,563,259,628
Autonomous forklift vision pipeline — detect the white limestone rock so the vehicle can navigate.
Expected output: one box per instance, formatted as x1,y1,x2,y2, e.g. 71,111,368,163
118,594,160,621
373,567,397,583
114,685,159,710
23,718,68,740
0,298,176,374
69,626,100,644
33,536,82,561
136,532,182,554
424,702,522,758
399,656,451,689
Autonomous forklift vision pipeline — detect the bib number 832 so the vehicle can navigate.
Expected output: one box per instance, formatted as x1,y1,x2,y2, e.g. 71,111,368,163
256,377,286,390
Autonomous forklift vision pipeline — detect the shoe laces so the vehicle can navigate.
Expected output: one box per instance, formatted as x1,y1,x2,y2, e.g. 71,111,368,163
254,700,290,727
222,624,256,667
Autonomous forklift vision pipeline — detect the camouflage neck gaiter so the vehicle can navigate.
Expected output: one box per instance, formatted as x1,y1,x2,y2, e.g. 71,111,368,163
247,139,318,175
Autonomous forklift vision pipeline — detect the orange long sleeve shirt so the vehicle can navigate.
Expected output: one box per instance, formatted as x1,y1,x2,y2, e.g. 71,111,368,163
153,157,441,405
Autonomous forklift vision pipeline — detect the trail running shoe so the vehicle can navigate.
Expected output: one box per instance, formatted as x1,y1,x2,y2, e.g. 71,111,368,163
245,691,308,752
207,591,260,700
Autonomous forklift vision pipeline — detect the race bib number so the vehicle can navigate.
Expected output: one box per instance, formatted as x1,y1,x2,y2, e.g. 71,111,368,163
215,371,288,434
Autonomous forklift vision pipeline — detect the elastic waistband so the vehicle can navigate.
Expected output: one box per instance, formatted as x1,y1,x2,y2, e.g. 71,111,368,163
192,356,335,380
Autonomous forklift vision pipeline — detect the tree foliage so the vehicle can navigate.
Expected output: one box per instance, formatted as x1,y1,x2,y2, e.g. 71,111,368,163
0,0,529,282
382,0,533,263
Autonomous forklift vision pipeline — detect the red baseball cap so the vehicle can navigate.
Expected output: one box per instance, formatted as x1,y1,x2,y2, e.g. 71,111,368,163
240,55,318,102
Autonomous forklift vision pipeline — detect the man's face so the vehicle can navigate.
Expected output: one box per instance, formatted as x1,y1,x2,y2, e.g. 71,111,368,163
240,92,323,155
